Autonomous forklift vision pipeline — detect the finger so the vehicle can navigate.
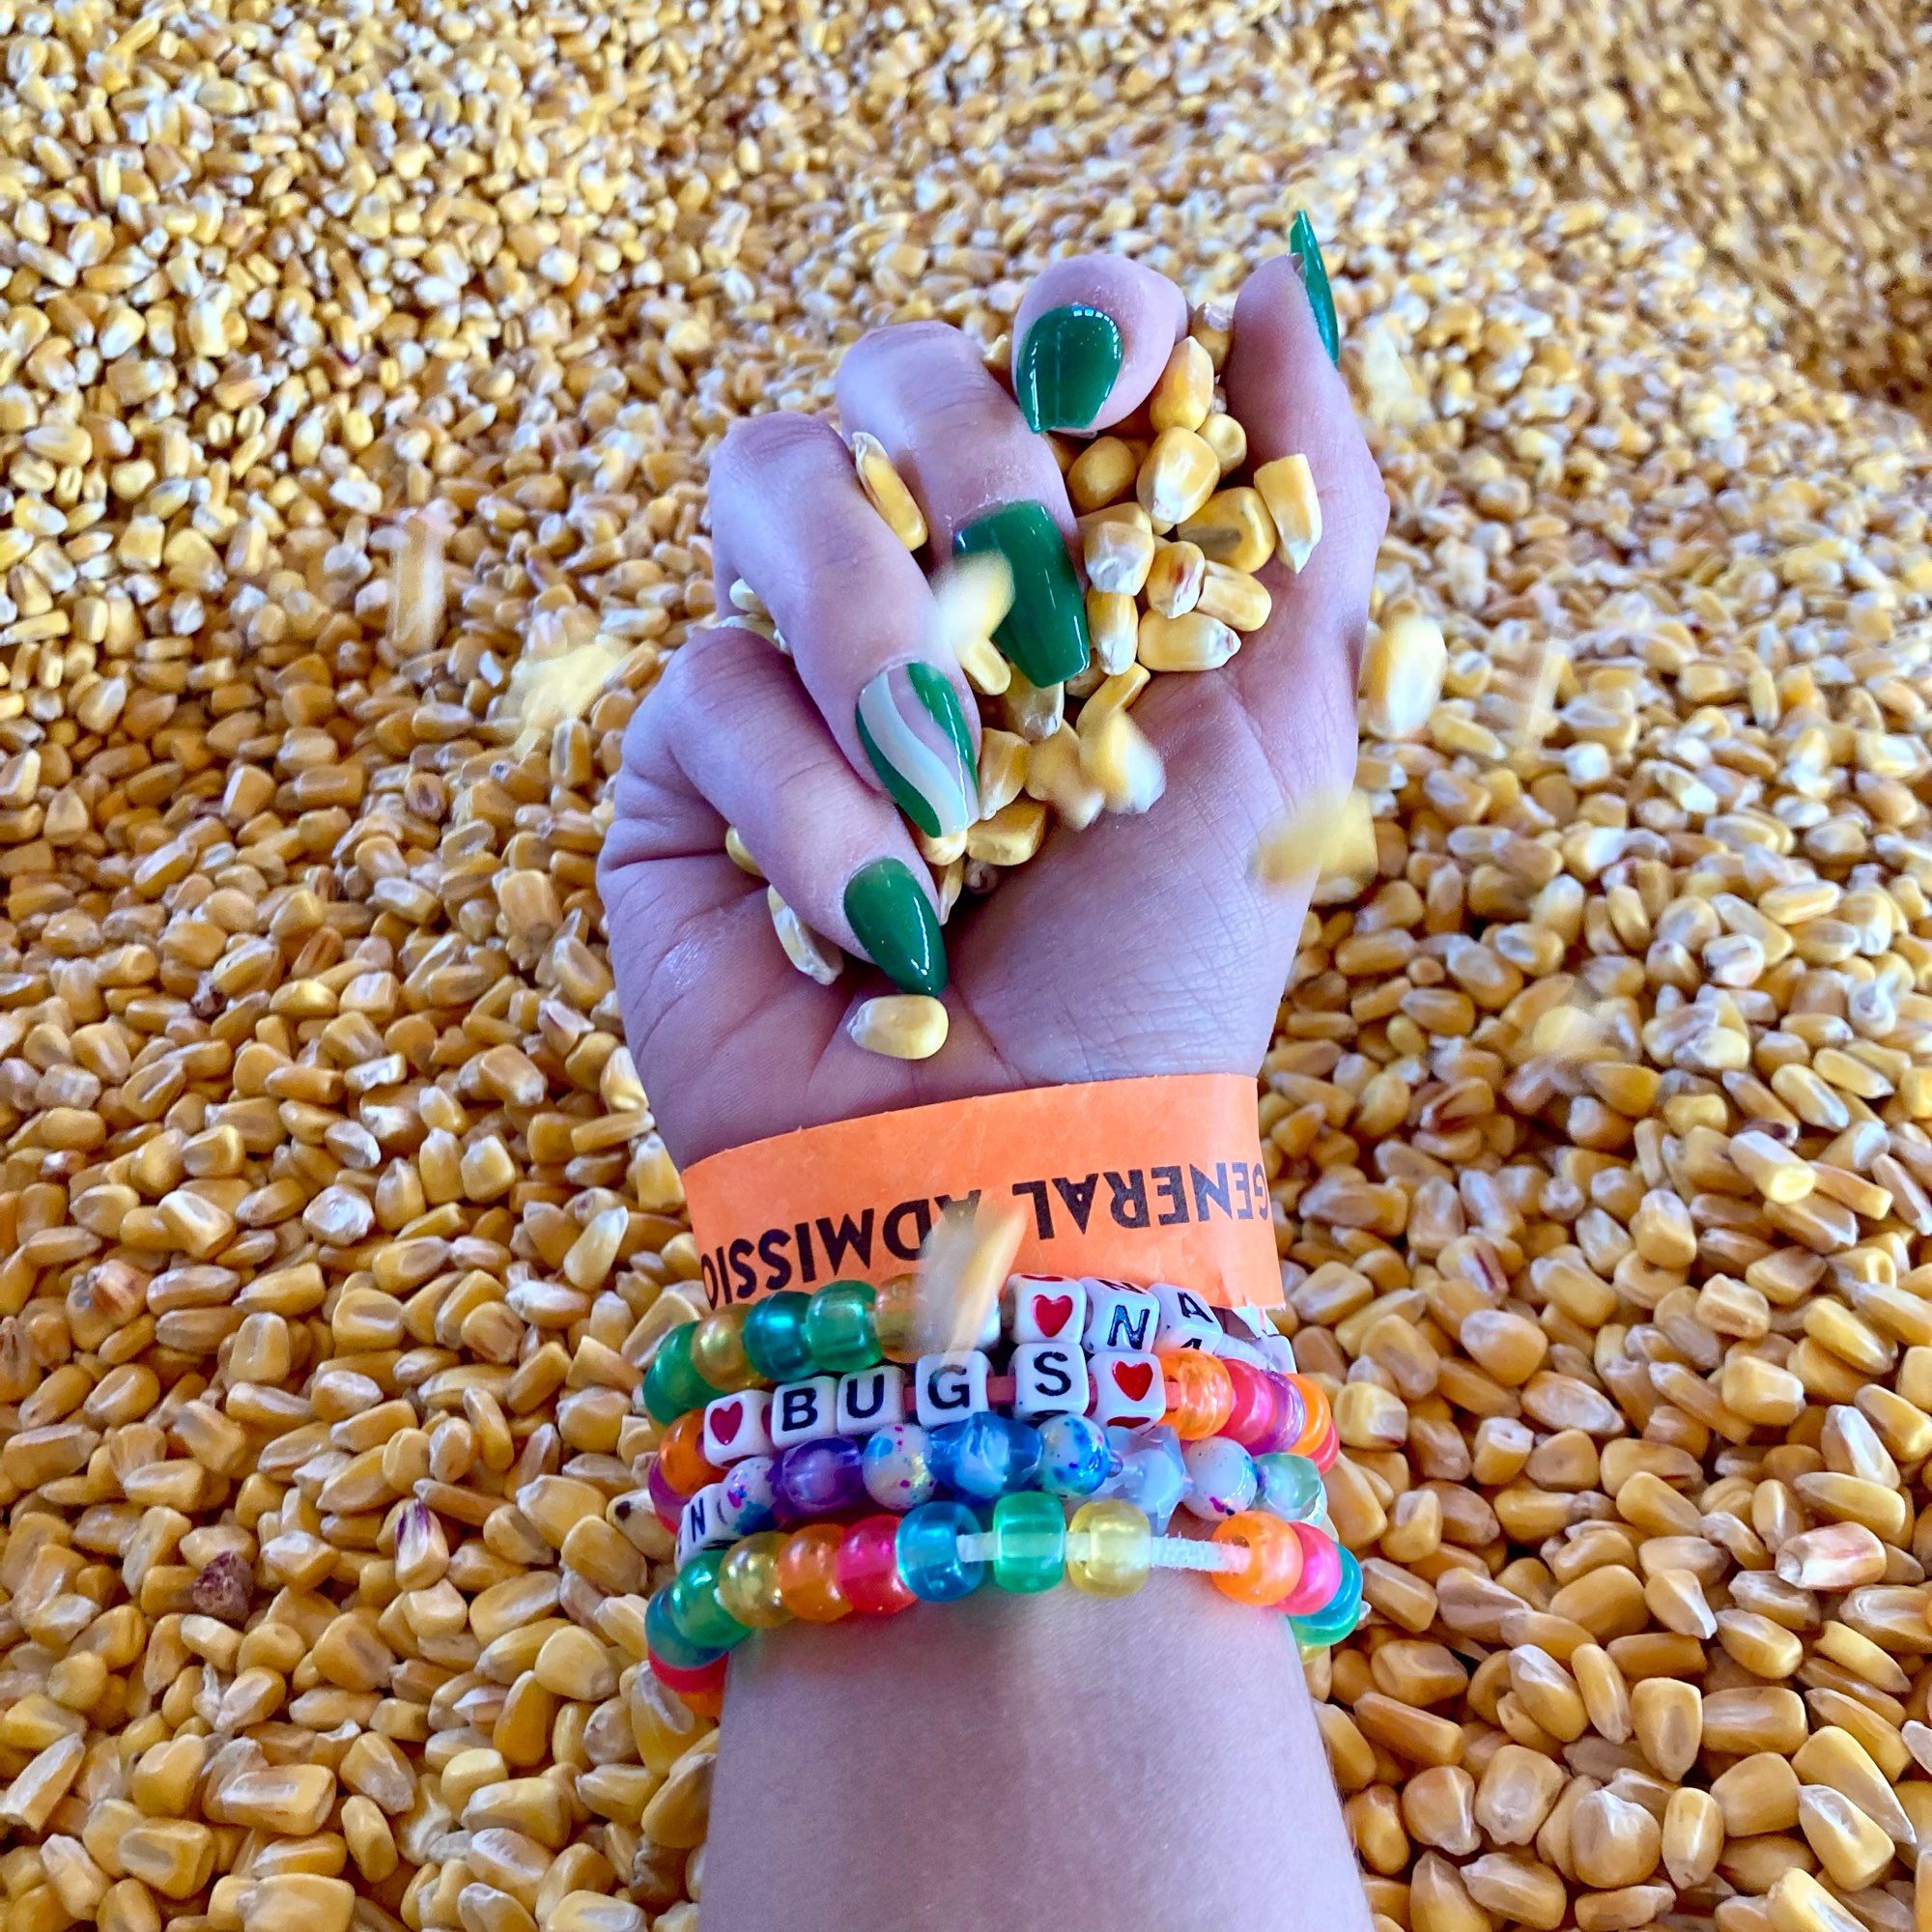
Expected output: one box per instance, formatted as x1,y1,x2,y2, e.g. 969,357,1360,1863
605,625,949,997
707,412,980,846
837,323,1090,691
1219,253,1389,786
1009,254,1189,434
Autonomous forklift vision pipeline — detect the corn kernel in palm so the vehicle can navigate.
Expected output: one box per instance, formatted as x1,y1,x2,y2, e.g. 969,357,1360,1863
724,827,761,877
766,887,842,985
1360,612,1447,739
847,994,949,1061
1178,487,1275,573
1077,664,1149,743
1149,337,1213,434
954,633,1010,696
966,795,1048,865
1138,608,1239,672
1066,437,1140,513
1001,665,1064,742
1083,516,1153,595
1254,454,1321,573
728,578,768,616
1196,561,1270,632
1253,785,1375,888
1146,540,1206,617
850,430,927,549
1024,724,1104,831
1200,412,1246,474
1079,710,1165,815
1086,589,1139,674
916,1197,1025,1353
977,728,1029,817
915,825,968,867
1136,428,1220,525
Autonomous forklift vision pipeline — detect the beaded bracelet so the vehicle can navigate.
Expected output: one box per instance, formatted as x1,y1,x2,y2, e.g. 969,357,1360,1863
643,1275,1295,1429
652,1363,1337,1561
643,1493,1366,1699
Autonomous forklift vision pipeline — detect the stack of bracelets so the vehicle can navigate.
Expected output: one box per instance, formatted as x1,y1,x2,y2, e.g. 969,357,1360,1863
637,1273,1361,1705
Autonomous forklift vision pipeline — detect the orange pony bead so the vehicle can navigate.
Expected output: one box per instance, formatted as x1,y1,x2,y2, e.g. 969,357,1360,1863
1210,1509,1305,1607
777,1522,852,1623
1280,1375,1332,1459
658,1410,724,1496
1157,1350,1235,1439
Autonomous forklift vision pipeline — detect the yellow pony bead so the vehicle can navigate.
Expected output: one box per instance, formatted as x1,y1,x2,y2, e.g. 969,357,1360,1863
1065,1499,1151,1599
717,1532,792,1630
689,1306,759,1391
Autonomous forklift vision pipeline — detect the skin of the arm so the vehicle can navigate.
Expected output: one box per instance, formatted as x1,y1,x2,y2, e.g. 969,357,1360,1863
699,1579,1371,1932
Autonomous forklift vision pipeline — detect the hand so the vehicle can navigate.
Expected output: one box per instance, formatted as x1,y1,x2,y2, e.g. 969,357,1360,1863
597,253,1387,1166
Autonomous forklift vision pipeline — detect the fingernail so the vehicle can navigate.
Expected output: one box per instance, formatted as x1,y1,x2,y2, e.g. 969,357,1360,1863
1290,211,1340,365
843,859,947,996
856,662,979,840
953,501,1091,687
1013,303,1122,433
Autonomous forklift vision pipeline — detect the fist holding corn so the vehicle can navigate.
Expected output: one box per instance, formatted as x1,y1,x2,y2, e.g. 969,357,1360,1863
598,242,1395,1165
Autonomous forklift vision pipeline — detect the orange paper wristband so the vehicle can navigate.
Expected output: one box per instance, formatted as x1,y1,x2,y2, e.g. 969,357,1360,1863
683,1073,1279,1313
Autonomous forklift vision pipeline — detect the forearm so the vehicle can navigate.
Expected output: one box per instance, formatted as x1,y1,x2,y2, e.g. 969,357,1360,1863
700,1579,1368,1932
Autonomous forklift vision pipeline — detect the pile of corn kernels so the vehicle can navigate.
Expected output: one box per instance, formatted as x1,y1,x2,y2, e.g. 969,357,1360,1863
3,1,1932,1931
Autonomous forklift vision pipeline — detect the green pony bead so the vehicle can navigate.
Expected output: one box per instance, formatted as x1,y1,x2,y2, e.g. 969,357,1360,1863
668,1550,753,1651
803,1279,881,1374
642,1321,723,1425
742,1291,815,1382
989,1491,1065,1594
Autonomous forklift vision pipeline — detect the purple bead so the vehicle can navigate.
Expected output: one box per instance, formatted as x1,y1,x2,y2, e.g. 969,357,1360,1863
648,1458,687,1530
774,1436,867,1520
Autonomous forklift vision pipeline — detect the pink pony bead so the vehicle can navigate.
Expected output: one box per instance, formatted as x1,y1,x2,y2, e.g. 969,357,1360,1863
1277,1522,1342,1615
1221,1359,1289,1450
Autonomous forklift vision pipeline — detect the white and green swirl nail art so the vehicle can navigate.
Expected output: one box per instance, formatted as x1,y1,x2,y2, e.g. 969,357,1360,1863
856,663,978,839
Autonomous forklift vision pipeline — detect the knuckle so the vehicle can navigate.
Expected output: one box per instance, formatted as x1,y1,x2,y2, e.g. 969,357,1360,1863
714,411,841,494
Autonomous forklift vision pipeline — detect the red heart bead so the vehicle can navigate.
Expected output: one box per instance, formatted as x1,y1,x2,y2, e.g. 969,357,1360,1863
710,1399,743,1441
1035,1293,1074,1338
1113,1361,1153,1403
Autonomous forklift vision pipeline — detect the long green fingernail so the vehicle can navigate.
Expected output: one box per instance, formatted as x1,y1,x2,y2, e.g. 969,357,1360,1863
843,859,947,996
1290,211,1340,364
856,662,979,839
953,501,1090,687
1013,303,1122,433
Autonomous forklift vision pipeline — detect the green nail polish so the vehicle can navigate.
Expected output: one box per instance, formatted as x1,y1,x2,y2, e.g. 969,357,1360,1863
953,502,1090,687
1013,303,1122,433
855,663,979,839
1290,211,1340,365
843,860,947,996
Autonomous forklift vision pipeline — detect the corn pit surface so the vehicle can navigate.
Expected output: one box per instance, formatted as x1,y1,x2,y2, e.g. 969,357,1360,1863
3,0,1932,1928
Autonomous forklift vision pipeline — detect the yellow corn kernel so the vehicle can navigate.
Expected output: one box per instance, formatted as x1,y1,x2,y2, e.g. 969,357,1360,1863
846,994,950,1061
1253,452,1321,571
1137,608,1240,672
1023,724,1104,830
1078,710,1164,814
976,728,1029,817
915,824,968,867
850,430,926,549
953,633,1011,696
967,796,1049,865
724,827,761,876
1178,486,1276,571
766,888,842,985
1136,427,1220,526
1254,787,1377,889
1086,589,1139,674
927,553,1012,696
1077,665,1150,742
1146,539,1206,617
1065,436,1140,512
1001,667,1064,743
1083,515,1154,595
1195,560,1271,632
1200,412,1246,474
240,1874,355,1932
1149,336,1213,433
1359,611,1448,739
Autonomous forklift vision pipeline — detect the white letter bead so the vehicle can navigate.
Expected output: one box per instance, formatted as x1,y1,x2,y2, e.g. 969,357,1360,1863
700,1388,773,1464
1089,1350,1167,1425
837,1365,907,1435
1009,1274,1087,1345
1259,1333,1297,1375
768,1375,839,1449
1153,1282,1223,1352
914,1350,991,1428
676,1483,734,1565
1083,1282,1159,1354
1011,1342,1091,1418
